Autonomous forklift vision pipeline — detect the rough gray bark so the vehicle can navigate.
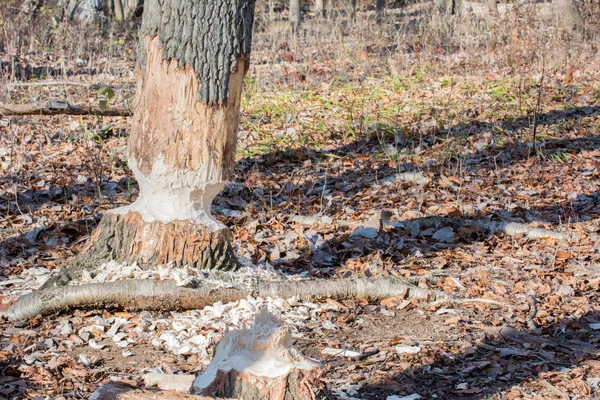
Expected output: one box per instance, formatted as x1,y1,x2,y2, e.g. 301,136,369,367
138,0,255,104
554,0,584,36
289,0,302,31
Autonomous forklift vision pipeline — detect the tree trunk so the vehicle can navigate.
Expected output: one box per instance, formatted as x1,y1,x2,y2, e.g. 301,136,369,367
113,0,125,20
487,0,500,17
123,0,142,19
554,0,584,36
349,0,357,21
315,0,325,17
73,0,255,274
326,0,334,19
376,0,385,22
192,308,332,400
290,0,302,31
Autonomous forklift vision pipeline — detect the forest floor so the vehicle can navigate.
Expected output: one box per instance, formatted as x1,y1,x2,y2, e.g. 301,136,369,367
1,8,600,400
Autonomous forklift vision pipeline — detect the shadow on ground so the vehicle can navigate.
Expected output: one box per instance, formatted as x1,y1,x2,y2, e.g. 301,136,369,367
353,312,600,399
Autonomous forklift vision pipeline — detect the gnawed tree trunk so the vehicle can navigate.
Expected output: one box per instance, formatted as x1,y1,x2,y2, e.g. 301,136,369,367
50,0,255,282
193,308,331,399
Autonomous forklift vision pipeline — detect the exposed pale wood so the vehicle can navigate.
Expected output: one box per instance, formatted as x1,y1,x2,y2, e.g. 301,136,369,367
0,103,132,117
144,374,195,392
192,308,332,400
130,37,245,177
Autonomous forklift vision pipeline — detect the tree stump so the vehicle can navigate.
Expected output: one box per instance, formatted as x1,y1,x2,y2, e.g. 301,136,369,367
70,212,235,273
192,308,332,400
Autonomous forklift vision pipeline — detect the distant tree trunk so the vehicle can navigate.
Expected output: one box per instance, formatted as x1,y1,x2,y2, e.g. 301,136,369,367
290,0,302,31
66,0,255,276
376,0,385,22
327,0,334,19
349,0,357,21
315,0,325,17
19,0,43,19
123,0,142,19
487,0,500,17
554,0,584,36
59,0,107,23
113,0,125,21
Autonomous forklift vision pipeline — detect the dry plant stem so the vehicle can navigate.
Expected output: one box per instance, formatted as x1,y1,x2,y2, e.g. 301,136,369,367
527,295,541,334
5,277,505,322
0,103,132,117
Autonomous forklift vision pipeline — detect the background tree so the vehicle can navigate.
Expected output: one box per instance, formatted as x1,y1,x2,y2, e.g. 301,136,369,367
290,0,302,31
315,0,325,17
554,0,584,36
376,0,385,22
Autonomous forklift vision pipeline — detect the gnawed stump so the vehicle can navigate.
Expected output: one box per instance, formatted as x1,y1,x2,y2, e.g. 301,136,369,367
192,307,332,400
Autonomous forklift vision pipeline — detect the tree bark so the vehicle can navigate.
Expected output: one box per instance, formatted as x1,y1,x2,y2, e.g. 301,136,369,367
290,0,302,31
70,0,255,275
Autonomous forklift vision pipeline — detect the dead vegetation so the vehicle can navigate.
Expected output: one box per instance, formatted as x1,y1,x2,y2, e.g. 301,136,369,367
1,0,600,399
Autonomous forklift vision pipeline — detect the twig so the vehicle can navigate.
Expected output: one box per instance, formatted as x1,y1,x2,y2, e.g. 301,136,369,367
526,295,541,334
531,59,546,155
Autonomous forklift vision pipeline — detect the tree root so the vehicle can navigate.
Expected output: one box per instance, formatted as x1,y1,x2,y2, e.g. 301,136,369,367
4,276,505,322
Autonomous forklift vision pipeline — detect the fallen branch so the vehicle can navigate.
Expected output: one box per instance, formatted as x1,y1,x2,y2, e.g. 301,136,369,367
4,276,503,322
0,102,132,117
5,81,135,90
